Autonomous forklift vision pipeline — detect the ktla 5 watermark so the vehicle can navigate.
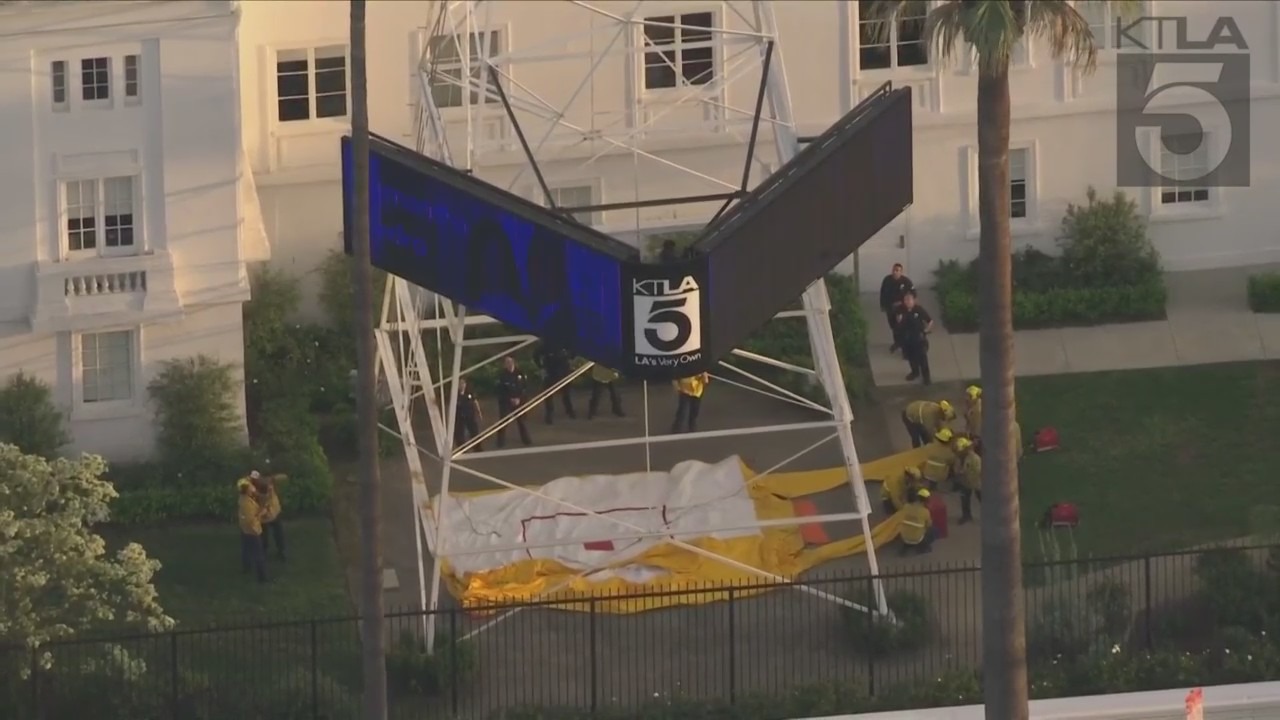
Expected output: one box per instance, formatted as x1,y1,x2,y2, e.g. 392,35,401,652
1115,14,1251,190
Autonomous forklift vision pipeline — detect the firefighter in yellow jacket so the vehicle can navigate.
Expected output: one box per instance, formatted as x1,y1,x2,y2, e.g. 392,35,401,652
671,372,710,433
954,437,982,524
899,489,935,555
881,466,923,515
963,386,982,438
901,399,955,448
920,427,957,490
237,478,268,583
252,470,289,561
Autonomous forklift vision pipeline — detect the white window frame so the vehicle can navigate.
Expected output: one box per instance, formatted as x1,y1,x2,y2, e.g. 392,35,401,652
123,53,141,105
964,140,1042,240
548,182,603,226
1073,0,1150,60
421,27,509,112
637,8,721,94
58,175,144,260
80,56,112,108
51,60,69,112
1147,129,1224,223
854,0,932,73
271,43,350,129
71,328,143,421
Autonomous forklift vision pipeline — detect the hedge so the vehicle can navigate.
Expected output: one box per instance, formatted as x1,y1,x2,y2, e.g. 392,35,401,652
1248,272,1280,313
938,273,1168,332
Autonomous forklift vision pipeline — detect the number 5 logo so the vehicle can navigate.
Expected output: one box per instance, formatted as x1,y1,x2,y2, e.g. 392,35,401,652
633,286,702,358
1115,53,1250,189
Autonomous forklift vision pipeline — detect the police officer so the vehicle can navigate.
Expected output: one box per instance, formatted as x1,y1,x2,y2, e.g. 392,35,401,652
534,342,577,424
495,356,533,448
879,263,915,353
658,239,679,264
454,378,484,450
587,365,625,420
897,291,934,385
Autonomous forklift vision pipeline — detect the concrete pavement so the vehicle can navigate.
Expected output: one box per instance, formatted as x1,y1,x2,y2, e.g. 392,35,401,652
863,266,1280,388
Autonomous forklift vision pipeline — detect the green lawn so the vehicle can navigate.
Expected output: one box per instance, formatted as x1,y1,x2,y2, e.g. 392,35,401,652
109,517,351,626
1015,360,1280,559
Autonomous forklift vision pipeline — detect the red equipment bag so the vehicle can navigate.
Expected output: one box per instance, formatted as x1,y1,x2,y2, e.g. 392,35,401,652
1033,426,1060,453
1041,502,1080,529
927,496,948,539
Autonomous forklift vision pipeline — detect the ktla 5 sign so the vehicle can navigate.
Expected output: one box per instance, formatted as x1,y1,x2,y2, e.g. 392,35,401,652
631,274,704,369
1115,14,1251,190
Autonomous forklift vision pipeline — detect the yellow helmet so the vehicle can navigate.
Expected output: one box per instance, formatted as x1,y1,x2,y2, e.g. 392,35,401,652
904,466,922,479
966,385,982,400
954,437,973,453
935,428,954,443
237,478,252,491
938,400,955,419
917,489,931,499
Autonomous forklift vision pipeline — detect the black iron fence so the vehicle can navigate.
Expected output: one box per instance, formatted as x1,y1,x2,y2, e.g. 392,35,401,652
2,543,1274,720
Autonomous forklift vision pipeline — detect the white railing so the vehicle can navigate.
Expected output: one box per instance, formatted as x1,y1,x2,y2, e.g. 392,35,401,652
64,271,147,297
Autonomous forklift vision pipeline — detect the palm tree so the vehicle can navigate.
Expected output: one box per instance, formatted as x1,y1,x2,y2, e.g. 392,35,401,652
349,0,388,717
861,2,1112,717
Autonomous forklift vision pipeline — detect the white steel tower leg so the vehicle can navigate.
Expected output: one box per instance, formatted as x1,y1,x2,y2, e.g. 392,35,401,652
754,0,889,616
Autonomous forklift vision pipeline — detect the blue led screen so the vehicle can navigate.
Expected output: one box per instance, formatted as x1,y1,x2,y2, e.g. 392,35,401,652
343,137,630,368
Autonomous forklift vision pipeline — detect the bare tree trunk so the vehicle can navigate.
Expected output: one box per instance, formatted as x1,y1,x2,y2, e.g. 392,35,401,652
349,1,387,718
976,65,1029,720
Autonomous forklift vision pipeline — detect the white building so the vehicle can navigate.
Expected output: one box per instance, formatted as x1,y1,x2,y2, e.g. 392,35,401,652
0,0,267,460
3,0,1278,458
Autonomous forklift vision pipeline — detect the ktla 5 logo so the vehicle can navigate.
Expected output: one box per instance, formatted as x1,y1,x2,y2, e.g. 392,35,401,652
633,276,702,357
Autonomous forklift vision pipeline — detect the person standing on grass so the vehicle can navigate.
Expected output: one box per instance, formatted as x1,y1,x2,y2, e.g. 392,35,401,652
671,372,710,433
879,263,915,353
253,470,289,562
897,291,934,385
237,478,268,583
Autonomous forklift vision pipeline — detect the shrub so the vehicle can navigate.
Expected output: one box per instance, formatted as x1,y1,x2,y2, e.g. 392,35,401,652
1027,578,1132,663
1194,548,1279,635
147,356,244,485
317,249,388,337
1248,272,1280,313
0,372,69,459
840,588,931,657
386,631,477,698
1059,188,1161,287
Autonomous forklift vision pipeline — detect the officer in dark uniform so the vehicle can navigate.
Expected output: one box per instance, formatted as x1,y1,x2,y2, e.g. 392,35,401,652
534,342,577,424
658,239,678,264
897,291,934,385
495,356,533,448
453,378,483,450
878,263,915,353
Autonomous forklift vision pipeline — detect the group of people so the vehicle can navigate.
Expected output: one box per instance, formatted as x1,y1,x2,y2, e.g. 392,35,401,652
878,263,934,385
884,385,1023,555
236,470,288,583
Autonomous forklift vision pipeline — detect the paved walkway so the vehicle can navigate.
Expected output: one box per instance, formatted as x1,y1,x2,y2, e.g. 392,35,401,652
861,266,1280,388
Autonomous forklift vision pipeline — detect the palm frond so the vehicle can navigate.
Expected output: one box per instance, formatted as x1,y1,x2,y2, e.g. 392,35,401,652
961,1,1021,76
919,1,967,69
1024,0,1098,74
859,0,927,45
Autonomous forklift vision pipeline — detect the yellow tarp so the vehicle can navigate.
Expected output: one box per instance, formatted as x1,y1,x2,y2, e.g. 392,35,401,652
443,446,928,614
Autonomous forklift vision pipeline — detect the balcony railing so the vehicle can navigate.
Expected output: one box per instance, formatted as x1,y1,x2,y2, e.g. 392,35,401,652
64,270,148,297
30,252,182,333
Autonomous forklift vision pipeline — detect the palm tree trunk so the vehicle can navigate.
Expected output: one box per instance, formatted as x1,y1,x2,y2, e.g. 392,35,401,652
349,1,388,717
976,65,1029,719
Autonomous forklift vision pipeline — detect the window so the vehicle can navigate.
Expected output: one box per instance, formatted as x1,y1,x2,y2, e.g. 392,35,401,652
81,57,110,101
1159,134,1210,205
124,54,140,101
1075,1,1146,50
858,0,927,70
51,60,68,110
548,185,597,225
79,330,134,404
641,13,715,90
1010,148,1029,219
62,177,138,255
426,31,502,109
275,45,348,123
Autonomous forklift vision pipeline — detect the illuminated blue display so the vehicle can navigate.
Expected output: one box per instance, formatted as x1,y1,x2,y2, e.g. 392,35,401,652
342,138,627,367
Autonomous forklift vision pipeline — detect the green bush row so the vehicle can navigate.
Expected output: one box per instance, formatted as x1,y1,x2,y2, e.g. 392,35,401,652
1248,272,1280,313
938,271,1167,332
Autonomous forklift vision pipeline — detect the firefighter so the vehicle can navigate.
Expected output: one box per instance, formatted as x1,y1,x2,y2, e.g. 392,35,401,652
237,478,268,583
902,399,955,449
954,437,982,524
587,365,625,419
534,342,577,424
920,427,956,490
964,385,982,439
881,466,923,515
495,356,533,448
671,372,710,433
253,470,289,561
899,489,935,555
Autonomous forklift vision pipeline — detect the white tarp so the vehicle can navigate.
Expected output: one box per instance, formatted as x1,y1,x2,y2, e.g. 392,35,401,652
437,456,758,583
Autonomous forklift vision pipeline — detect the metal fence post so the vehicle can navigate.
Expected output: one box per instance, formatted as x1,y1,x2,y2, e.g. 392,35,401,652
169,633,180,720
310,620,319,720
1143,555,1153,650
588,599,599,714
727,586,737,704
865,574,876,697
449,609,459,716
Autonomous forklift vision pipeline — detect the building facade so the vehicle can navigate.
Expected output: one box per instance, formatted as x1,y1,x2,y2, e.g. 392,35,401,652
0,0,267,460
